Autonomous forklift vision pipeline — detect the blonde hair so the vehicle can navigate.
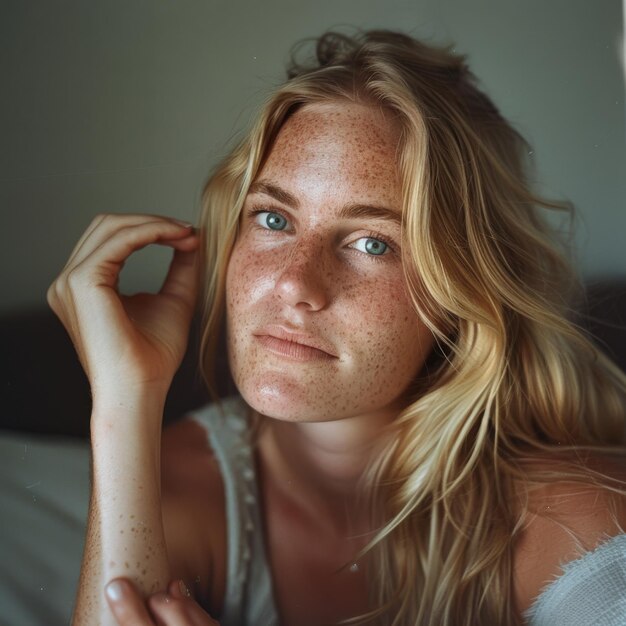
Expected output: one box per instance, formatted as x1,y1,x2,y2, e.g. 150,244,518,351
199,30,626,625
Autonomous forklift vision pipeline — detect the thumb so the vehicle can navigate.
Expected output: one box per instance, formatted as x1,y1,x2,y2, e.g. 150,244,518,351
159,246,200,309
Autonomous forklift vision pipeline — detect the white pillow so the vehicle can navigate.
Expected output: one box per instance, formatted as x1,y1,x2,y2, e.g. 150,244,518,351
0,432,90,626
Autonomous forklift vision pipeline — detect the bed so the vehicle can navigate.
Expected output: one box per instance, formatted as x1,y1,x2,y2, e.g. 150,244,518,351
0,282,624,625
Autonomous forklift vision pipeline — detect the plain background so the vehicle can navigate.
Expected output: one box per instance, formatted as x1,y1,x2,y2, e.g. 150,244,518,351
2,0,625,314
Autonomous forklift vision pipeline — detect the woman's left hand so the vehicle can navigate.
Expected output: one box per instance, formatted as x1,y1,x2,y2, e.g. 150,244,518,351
105,578,220,626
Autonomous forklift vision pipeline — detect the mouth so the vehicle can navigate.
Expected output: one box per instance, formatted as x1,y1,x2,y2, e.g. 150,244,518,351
254,326,338,361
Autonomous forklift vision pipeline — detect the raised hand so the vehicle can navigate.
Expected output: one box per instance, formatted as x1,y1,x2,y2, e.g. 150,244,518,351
47,213,200,404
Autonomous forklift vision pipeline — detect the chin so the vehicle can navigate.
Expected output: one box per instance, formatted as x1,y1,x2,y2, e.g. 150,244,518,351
234,372,348,423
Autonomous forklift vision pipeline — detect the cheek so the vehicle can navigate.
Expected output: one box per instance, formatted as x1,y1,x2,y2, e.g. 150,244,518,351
343,275,409,324
225,247,254,358
226,243,272,310
342,279,432,374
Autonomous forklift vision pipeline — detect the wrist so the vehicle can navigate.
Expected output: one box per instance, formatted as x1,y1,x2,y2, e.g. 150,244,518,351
90,388,167,441
91,384,167,415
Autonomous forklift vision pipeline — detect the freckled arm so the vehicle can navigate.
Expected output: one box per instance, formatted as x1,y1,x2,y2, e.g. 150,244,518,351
72,393,171,626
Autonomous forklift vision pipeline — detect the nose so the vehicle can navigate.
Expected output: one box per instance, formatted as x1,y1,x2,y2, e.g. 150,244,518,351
274,238,329,311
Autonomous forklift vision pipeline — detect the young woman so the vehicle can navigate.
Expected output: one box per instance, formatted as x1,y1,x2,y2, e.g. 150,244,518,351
48,30,626,626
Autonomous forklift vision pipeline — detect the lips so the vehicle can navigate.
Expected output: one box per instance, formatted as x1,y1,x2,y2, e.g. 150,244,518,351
254,325,338,361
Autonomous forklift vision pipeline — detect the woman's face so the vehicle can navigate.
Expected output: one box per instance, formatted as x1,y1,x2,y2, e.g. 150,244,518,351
226,101,434,422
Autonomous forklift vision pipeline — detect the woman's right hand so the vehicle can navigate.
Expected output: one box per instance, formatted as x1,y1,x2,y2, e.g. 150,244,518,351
47,214,200,405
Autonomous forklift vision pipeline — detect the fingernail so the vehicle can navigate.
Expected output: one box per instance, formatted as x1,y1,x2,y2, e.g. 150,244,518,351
178,580,191,597
105,580,125,602
174,219,194,228
153,592,171,603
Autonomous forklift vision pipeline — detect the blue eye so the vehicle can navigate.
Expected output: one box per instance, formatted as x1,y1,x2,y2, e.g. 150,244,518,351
256,211,287,231
353,237,389,256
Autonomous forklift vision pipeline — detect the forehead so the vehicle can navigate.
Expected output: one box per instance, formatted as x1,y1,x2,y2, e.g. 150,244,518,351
257,101,402,208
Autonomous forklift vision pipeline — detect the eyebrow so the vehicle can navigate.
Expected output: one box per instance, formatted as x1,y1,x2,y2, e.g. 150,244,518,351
248,180,402,225
248,181,299,209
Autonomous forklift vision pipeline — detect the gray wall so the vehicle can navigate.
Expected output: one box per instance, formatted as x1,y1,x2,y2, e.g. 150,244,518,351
2,0,625,314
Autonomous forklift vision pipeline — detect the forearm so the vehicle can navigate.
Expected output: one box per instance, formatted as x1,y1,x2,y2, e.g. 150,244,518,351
73,392,171,626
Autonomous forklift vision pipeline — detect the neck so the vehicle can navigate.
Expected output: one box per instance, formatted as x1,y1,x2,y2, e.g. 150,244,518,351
257,407,398,535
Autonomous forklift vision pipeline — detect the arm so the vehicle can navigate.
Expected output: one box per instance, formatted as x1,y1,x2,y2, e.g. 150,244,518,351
47,213,200,625
74,392,170,626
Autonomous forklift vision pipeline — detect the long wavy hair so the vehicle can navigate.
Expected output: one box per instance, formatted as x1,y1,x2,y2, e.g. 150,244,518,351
198,30,626,625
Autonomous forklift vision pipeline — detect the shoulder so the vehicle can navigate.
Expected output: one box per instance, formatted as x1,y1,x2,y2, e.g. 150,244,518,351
160,411,228,616
513,453,626,616
160,396,248,498
161,413,223,495
522,534,626,625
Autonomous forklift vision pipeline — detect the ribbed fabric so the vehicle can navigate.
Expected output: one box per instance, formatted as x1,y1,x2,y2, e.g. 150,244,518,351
524,534,626,625
191,397,279,626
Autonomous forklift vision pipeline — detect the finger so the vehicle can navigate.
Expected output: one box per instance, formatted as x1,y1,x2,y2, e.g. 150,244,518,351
168,579,192,600
47,220,197,319
67,213,193,269
69,219,194,272
65,214,194,270
105,578,156,626
63,213,107,269
148,592,219,626
159,246,200,309
68,222,196,291
50,222,194,362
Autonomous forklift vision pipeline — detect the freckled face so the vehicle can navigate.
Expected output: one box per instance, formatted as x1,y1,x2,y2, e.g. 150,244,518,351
225,102,434,422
